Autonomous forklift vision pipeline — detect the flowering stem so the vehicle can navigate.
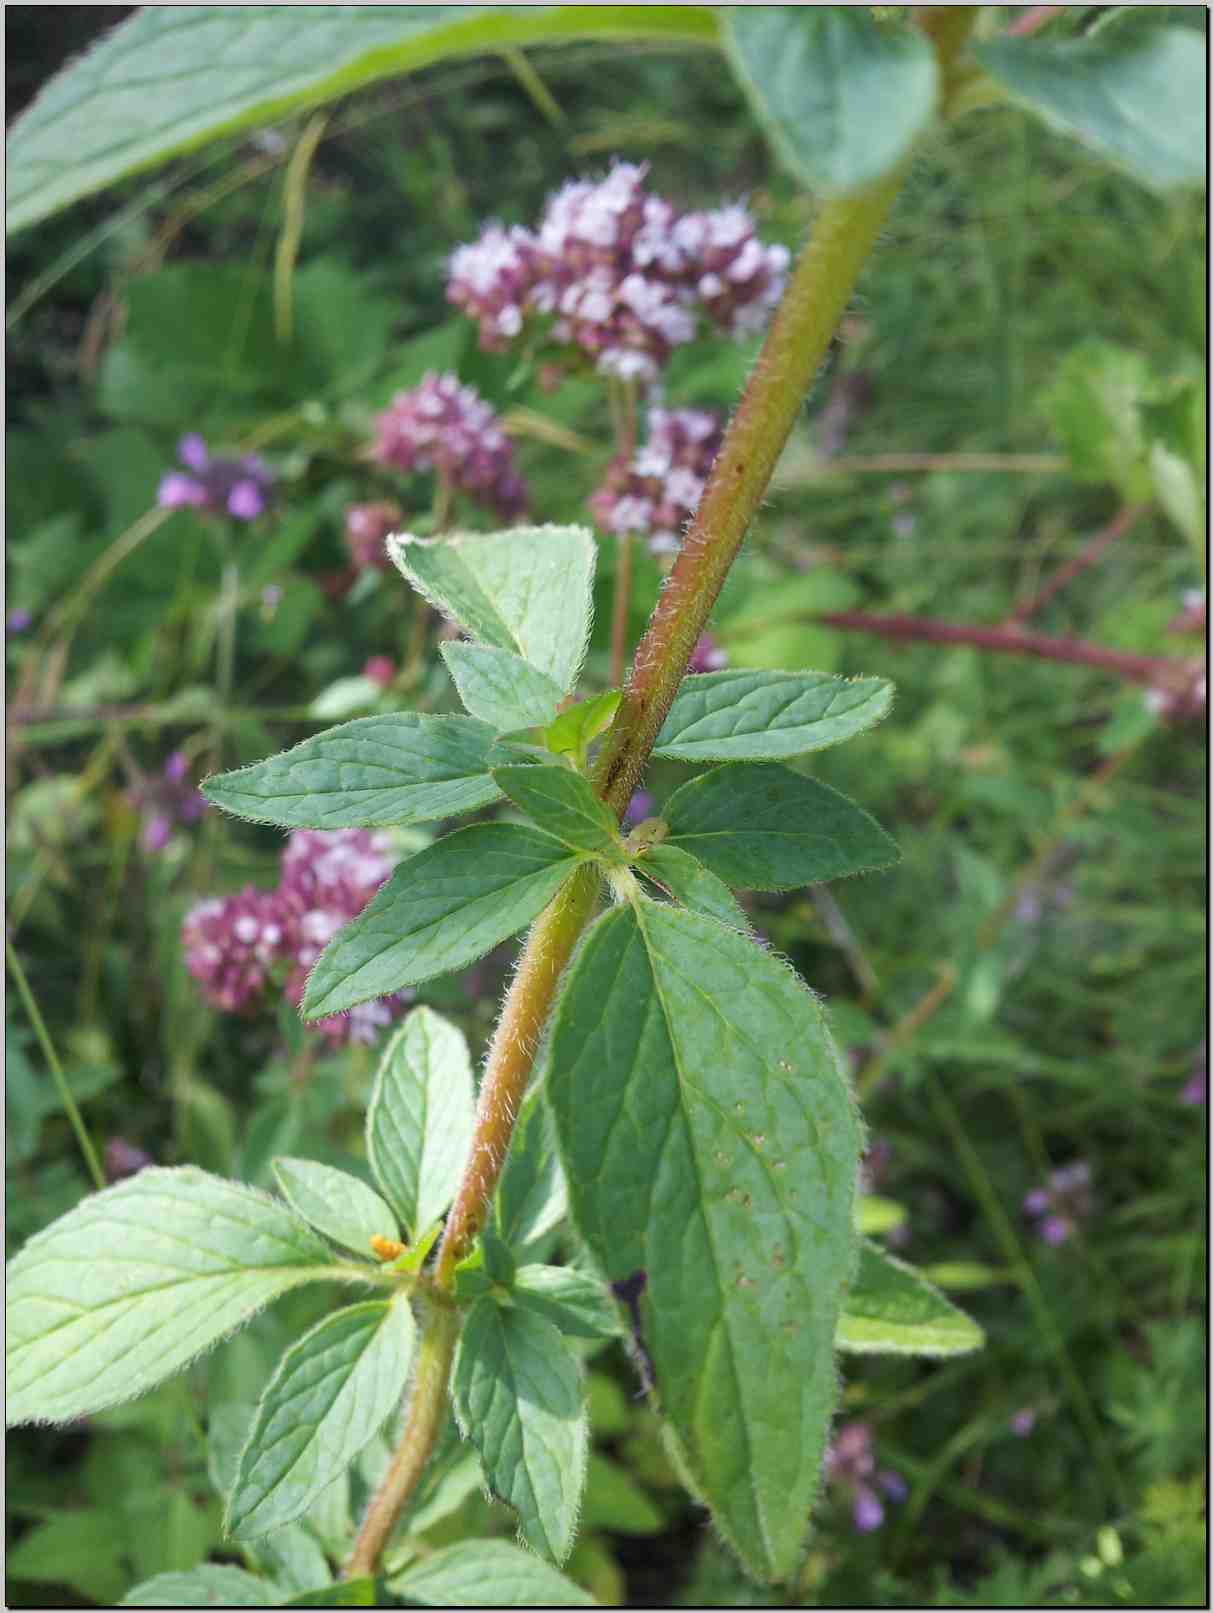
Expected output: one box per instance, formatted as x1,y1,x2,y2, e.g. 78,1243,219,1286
345,18,979,1577
609,532,633,689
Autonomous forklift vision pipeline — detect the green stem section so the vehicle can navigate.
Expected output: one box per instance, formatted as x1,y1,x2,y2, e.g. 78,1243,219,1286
592,163,905,817
6,937,106,1191
346,1296,459,1579
434,862,601,1287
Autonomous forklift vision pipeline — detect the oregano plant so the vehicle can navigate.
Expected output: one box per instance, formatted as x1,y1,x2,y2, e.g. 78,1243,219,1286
6,5,1203,1606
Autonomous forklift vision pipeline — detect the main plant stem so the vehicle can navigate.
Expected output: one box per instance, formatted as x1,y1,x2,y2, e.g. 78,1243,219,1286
344,18,979,1572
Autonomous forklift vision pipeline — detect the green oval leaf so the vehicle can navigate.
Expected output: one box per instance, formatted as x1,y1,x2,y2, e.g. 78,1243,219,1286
202,713,500,830
442,643,565,733
6,1168,336,1426
546,902,861,1583
302,823,581,1019
8,7,719,235
723,5,937,195
494,1090,569,1258
452,1299,588,1564
974,23,1207,193
837,1241,983,1356
652,669,893,762
366,1006,476,1241
273,1157,398,1258
227,1297,416,1538
390,1539,595,1606
663,762,899,890
636,842,751,932
122,1566,283,1606
494,764,624,858
389,526,596,695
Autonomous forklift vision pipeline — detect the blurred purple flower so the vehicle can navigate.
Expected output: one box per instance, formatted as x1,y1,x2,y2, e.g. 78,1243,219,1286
448,161,789,382
345,501,403,573
824,1422,906,1534
182,886,288,1014
1180,1041,1206,1106
6,607,33,634
104,1137,153,1182
363,655,396,690
373,374,527,522
688,632,728,674
130,751,207,854
590,406,724,555
157,437,274,522
1022,1158,1091,1245
625,789,656,825
1009,1407,1037,1437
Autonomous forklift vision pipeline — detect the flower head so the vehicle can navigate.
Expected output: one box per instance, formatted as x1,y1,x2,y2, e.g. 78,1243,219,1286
373,373,527,522
182,829,410,1044
823,1421,906,1534
6,607,33,635
590,406,724,554
157,437,274,522
129,751,207,854
1022,1159,1092,1245
448,162,789,383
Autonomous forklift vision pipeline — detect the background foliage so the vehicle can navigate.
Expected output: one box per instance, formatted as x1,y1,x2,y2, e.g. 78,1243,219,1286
6,7,1206,1607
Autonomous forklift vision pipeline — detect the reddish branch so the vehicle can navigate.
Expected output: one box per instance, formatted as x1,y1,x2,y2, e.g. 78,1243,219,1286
1006,505,1143,627
815,608,1203,702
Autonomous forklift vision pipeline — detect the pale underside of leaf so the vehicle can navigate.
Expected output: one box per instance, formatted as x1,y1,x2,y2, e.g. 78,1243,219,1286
366,1006,476,1241
452,1299,587,1564
836,1240,984,1356
390,1538,595,1606
8,7,720,235
227,1297,415,1538
389,525,596,695
6,1168,337,1426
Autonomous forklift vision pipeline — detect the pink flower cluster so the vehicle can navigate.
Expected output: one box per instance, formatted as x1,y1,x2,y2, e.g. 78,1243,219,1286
1022,1159,1092,1246
823,1422,907,1533
448,162,789,382
182,829,410,1045
590,406,725,554
373,373,527,522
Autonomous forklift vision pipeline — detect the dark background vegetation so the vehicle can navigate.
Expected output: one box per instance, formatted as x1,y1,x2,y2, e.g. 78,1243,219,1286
6,8,1207,1607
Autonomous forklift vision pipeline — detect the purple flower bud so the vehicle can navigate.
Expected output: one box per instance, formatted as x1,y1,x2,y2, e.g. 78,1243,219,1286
625,790,656,825
852,1487,885,1533
1009,1407,1037,1437
1040,1213,1073,1246
6,607,33,634
1180,1068,1207,1106
164,751,189,784
1022,1187,1051,1217
178,433,210,473
141,813,174,854
227,479,266,521
158,471,208,509
877,1469,908,1502
688,632,728,674
591,407,724,556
